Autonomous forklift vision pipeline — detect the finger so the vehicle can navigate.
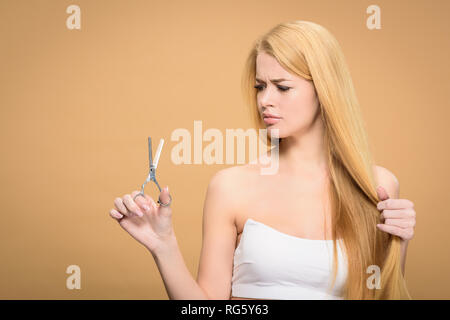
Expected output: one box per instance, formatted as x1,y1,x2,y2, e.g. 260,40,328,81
376,186,390,201
377,198,414,211
131,191,157,207
132,191,156,215
132,190,145,202
157,186,172,213
114,197,130,216
377,224,413,241
132,191,148,208
381,208,415,219
109,209,124,220
123,194,144,217
384,218,415,228
376,223,406,238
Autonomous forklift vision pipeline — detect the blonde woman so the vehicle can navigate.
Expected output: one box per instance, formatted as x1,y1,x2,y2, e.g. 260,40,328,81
109,20,416,300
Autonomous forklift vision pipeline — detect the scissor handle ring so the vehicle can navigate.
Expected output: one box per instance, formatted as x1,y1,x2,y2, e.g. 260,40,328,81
133,193,172,207
157,194,172,207
133,192,145,201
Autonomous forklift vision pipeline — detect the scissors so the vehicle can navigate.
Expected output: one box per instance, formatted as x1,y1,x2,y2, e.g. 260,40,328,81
133,137,172,207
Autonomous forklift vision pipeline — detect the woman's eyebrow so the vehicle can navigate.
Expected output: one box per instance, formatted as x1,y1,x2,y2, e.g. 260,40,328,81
255,78,292,83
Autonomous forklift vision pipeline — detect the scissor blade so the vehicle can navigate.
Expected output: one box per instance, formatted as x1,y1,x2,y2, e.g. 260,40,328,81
148,137,153,169
153,138,164,169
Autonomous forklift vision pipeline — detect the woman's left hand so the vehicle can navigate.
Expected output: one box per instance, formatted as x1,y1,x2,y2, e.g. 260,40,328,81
375,186,416,242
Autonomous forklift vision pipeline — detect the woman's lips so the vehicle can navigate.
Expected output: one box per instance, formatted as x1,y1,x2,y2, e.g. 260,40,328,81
263,117,281,125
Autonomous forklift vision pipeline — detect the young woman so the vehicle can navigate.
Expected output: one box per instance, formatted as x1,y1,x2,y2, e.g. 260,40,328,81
109,20,416,300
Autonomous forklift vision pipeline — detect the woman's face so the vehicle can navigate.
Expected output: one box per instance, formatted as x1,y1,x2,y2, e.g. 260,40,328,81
255,51,321,139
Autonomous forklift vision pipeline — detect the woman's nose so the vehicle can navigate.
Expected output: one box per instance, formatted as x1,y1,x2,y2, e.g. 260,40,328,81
259,85,276,107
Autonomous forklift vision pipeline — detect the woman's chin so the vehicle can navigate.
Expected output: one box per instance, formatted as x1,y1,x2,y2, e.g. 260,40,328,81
265,127,284,140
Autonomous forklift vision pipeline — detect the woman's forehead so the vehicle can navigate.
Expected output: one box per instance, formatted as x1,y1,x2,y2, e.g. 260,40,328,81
256,54,295,81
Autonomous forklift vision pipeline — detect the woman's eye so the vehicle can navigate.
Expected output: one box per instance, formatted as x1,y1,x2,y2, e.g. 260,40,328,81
277,86,290,92
253,85,290,92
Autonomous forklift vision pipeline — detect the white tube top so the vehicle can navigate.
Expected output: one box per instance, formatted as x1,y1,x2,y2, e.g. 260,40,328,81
231,218,348,300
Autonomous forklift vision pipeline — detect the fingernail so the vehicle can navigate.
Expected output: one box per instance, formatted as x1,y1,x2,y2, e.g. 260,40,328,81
165,186,169,192
111,210,122,218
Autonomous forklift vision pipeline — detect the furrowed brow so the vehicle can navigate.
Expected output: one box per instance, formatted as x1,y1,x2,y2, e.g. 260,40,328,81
255,78,292,84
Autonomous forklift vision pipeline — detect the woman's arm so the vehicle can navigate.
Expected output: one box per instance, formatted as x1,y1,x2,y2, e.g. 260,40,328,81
151,168,238,300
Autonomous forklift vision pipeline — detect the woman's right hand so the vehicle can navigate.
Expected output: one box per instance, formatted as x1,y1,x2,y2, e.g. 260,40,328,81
109,186,174,254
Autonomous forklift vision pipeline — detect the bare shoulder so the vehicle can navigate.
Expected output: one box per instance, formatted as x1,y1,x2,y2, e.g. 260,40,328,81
373,165,400,198
206,165,249,218
210,163,257,188
208,165,247,194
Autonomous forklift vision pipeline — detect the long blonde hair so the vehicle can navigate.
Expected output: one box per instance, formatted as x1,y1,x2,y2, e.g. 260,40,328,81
241,20,411,299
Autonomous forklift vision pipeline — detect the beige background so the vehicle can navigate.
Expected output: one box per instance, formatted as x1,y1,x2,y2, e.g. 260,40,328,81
0,0,449,299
